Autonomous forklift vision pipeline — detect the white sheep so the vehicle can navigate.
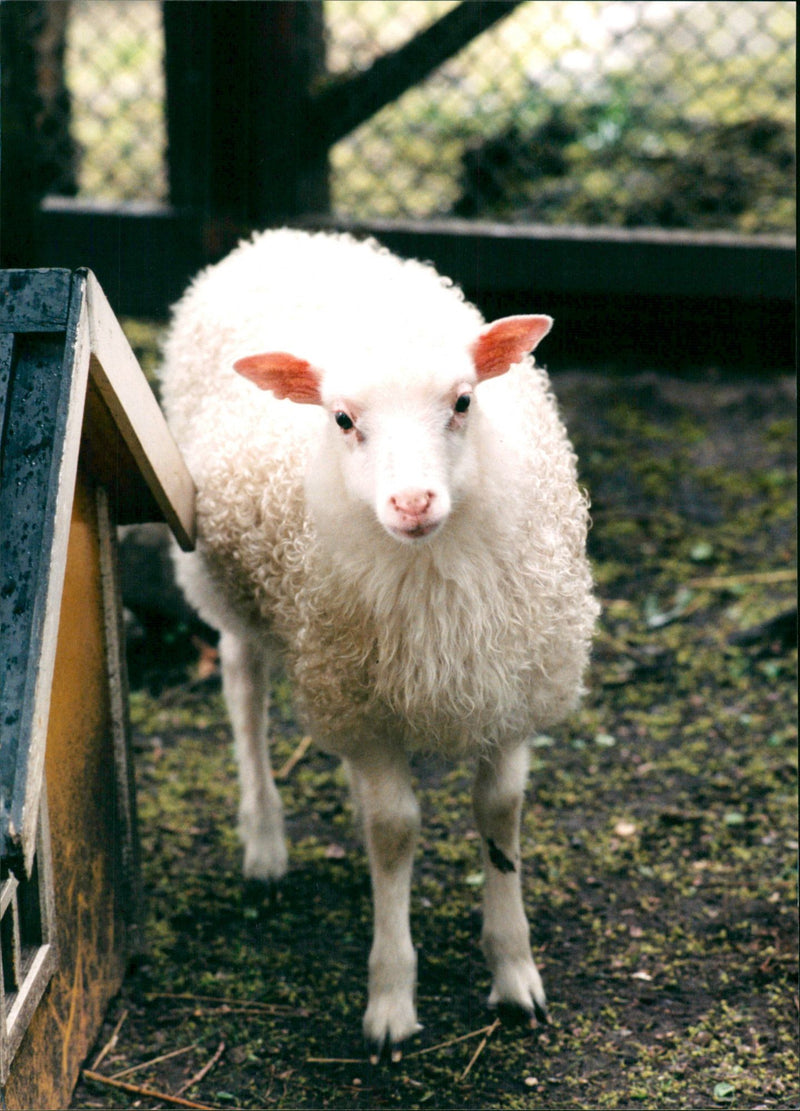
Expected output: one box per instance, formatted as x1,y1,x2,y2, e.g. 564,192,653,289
160,228,599,1059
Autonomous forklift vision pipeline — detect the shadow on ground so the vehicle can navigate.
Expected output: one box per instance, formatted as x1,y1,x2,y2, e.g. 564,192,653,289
72,365,797,1110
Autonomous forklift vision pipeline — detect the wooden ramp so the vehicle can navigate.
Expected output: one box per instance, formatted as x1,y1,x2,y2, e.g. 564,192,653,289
0,269,194,1108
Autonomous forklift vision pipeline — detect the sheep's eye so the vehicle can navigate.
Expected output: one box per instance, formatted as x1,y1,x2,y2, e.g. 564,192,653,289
454,393,471,414
334,411,354,431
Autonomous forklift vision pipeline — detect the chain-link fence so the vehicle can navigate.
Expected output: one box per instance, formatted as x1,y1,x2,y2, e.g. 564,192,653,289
62,0,795,233
65,0,166,202
328,0,796,232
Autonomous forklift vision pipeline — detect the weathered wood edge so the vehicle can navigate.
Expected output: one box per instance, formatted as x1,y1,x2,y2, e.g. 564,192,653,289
0,270,72,333
304,216,797,301
83,270,196,550
96,486,143,955
0,789,58,1084
13,274,93,876
35,201,796,318
1,266,194,868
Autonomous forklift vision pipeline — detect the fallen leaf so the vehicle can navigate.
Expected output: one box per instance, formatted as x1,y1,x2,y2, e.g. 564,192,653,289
713,1080,736,1103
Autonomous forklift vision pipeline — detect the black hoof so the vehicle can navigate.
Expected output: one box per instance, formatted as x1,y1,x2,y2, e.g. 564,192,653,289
242,877,281,908
496,999,549,1028
497,1001,534,1029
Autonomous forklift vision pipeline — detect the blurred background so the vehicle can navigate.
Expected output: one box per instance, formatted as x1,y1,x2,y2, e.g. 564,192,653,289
22,0,798,227
1,1,795,361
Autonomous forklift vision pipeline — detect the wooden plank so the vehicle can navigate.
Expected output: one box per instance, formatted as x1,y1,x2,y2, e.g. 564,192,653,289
16,275,92,878
0,334,14,392
163,2,329,224
319,217,797,302
0,334,14,449
0,792,57,1085
0,272,92,873
0,265,195,548
35,202,795,311
84,270,195,550
309,1,523,151
95,486,142,954
2,475,131,1109
1,265,192,865
0,271,72,333
0,271,193,872
0,267,192,1097
0,335,78,865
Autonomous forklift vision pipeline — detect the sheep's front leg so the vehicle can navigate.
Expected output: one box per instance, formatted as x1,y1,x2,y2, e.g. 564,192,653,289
220,631,288,881
350,747,421,1060
473,743,548,1023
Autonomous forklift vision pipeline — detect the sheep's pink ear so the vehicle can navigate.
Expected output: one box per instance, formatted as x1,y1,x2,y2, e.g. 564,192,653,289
470,315,553,382
233,352,323,404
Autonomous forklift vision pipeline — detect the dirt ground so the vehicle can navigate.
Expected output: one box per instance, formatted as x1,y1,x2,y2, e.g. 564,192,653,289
71,361,797,1111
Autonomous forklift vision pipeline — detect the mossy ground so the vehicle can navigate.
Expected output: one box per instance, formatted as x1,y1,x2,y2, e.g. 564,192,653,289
72,361,796,1110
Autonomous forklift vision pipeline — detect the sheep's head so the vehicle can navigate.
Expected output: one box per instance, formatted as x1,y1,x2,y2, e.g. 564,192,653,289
234,314,552,544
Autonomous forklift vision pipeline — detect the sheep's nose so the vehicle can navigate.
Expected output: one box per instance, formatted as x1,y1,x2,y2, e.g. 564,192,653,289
382,487,449,542
390,489,434,519
384,488,446,541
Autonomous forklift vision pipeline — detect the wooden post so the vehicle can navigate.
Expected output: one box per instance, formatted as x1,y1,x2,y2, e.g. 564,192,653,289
0,2,42,267
164,0,328,239
0,268,194,1108
0,2,76,268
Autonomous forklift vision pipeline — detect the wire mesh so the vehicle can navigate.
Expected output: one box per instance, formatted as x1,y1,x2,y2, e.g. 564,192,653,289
326,1,796,231
65,0,166,202
61,0,794,233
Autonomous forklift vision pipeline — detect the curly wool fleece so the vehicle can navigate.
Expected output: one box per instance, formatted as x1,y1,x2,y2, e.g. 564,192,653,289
160,228,599,757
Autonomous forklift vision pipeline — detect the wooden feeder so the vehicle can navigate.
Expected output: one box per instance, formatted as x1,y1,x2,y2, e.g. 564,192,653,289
0,269,194,1108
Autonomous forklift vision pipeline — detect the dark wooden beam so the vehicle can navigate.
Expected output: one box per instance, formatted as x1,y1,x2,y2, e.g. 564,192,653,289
308,1,524,150
330,217,795,301
31,202,795,368
163,1,328,223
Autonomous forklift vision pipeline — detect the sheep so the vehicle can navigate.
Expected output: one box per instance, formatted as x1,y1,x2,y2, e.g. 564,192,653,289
160,227,599,1059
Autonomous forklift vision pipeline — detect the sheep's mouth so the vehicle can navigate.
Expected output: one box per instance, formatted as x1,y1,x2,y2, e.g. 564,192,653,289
387,519,443,542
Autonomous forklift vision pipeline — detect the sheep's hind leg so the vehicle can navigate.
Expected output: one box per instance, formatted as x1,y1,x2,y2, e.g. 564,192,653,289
350,745,422,1061
220,631,288,881
473,743,548,1024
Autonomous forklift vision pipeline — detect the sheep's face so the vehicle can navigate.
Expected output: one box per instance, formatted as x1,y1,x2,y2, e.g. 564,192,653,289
233,314,553,545
321,379,478,543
